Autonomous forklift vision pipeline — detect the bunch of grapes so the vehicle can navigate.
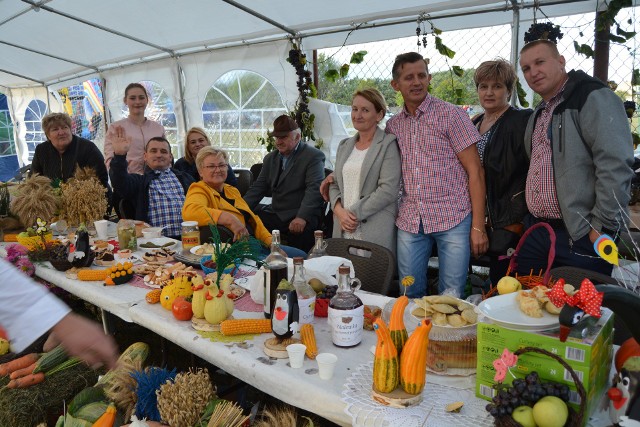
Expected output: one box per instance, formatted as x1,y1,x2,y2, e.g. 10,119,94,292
317,284,338,299
524,22,564,44
485,372,571,419
286,45,314,135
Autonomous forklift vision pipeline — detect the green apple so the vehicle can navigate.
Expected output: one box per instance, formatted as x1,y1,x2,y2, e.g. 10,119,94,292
496,276,522,295
512,405,537,427
532,396,568,427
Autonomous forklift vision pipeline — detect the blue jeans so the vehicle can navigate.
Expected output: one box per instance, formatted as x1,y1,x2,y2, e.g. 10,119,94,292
397,214,471,298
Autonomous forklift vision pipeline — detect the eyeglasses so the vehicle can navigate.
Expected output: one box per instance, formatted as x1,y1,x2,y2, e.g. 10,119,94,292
203,163,228,171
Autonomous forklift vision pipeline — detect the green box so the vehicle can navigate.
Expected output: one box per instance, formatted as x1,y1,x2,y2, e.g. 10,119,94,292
475,309,614,423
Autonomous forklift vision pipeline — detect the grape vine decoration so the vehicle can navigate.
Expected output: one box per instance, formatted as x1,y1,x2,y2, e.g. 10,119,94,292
286,43,317,144
524,22,564,44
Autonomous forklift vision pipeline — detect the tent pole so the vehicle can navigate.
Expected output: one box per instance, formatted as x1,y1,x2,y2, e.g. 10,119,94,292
176,60,188,157
510,0,521,107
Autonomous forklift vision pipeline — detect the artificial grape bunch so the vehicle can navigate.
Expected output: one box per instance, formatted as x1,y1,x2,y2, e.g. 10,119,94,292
286,45,313,134
317,284,338,299
524,22,564,44
485,372,571,419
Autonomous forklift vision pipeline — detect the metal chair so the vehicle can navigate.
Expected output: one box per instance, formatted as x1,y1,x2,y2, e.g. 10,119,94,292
324,238,396,296
233,168,253,196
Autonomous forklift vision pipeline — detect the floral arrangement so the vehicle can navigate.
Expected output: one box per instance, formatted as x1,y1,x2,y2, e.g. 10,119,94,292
4,244,34,277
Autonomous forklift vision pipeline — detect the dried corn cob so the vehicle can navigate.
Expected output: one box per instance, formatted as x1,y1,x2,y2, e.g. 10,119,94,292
146,289,162,304
220,319,272,336
300,323,318,359
77,268,110,281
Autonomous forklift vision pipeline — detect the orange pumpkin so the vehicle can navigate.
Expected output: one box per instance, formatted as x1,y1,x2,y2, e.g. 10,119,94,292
615,338,640,372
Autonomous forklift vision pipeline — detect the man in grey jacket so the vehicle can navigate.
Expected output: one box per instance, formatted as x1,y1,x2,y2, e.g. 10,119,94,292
516,39,634,275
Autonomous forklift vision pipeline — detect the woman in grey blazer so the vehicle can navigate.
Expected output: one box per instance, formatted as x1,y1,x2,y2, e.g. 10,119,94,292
329,88,401,254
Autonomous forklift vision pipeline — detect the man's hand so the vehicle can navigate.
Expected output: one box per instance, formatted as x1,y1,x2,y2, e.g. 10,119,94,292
111,125,132,156
45,312,119,370
588,228,600,244
470,226,489,258
289,217,307,234
320,173,335,202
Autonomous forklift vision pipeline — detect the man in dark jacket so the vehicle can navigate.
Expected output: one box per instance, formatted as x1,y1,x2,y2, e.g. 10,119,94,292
109,136,194,239
243,115,325,252
517,39,634,275
31,112,111,203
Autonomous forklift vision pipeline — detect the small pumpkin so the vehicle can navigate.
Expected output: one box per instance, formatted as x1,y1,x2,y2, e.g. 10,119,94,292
400,318,432,395
389,295,409,355
615,338,640,372
372,317,399,393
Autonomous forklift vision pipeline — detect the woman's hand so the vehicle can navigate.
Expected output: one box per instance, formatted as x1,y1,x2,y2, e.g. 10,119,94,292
334,203,358,233
219,212,250,241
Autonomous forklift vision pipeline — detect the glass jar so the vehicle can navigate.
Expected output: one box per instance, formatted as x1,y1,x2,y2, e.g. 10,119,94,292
307,230,328,259
291,257,316,325
117,219,137,251
328,265,364,347
181,221,200,250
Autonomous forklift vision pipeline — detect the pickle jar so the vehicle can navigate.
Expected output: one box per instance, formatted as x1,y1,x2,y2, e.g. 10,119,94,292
117,219,137,250
181,221,200,250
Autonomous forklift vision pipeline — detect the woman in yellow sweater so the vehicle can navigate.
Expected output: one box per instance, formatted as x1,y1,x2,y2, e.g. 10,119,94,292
182,147,305,257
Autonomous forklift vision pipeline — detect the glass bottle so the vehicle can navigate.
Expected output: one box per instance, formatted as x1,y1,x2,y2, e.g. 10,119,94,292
263,230,288,319
291,257,316,325
328,265,364,347
307,230,328,259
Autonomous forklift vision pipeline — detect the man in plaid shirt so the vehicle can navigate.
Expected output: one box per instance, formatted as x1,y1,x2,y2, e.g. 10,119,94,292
386,52,488,298
110,136,194,239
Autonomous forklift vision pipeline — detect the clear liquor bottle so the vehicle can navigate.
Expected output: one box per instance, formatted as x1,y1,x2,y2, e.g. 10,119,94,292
328,265,364,347
263,230,287,319
307,230,328,259
291,257,316,325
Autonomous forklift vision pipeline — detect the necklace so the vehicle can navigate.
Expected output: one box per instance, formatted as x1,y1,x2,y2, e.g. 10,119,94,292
483,106,509,125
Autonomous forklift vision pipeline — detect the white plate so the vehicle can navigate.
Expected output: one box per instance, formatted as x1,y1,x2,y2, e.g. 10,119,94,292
476,292,559,331
139,238,177,250
189,243,229,255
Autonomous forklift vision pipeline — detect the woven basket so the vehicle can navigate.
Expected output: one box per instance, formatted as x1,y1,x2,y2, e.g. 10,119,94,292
49,257,73,271
494,347,586,427
485,222,557,298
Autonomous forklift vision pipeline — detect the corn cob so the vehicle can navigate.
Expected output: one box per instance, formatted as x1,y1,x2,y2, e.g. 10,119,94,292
220,319,272,336
300,323,318,359
77,268,110,281
146,289,162,304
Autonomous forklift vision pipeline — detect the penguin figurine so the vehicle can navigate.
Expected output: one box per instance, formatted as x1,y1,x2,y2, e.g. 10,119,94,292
272,289,299,340
609,356,640,425
609,371,632,425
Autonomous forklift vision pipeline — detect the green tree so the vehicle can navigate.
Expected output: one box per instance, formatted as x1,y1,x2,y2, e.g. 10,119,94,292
428,69,478,105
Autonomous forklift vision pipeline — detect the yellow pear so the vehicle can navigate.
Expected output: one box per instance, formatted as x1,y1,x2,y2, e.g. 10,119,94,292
496,276,522,295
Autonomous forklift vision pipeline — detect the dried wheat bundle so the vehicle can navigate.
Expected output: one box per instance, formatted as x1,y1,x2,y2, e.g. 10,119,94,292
206,399,248,427
9,173,59,228
253,406,315,427
101,357,143,421
60,167,107,226
156,368,216,427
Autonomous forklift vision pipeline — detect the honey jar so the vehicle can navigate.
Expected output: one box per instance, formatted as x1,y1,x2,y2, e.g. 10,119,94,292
181,221,200,250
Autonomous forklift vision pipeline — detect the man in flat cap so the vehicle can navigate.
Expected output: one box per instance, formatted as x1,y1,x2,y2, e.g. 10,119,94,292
244,115,326,252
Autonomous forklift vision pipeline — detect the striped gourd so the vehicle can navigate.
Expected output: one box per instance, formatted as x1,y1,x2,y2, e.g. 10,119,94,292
77,268,110,281
372,317,399,393
389,295,409,355
219,319,272,335
300,324,318,359
400,319,432,395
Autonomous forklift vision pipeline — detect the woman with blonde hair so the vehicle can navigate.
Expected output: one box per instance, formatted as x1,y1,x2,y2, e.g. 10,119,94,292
174,126,237,186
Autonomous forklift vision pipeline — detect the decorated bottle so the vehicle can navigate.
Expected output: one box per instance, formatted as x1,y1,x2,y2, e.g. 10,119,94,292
307,230,328,259
328,265,363,347
291,257,316,325
263,230,288,319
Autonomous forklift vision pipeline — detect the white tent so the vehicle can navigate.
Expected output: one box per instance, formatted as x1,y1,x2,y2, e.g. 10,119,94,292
0,0,607,168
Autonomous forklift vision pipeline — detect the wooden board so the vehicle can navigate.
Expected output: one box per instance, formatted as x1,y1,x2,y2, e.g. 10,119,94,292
191,316,233,332
263,336,300,359
371,387,423,408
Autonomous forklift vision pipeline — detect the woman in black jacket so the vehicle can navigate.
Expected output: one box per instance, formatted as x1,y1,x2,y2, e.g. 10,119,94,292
472,59,532,285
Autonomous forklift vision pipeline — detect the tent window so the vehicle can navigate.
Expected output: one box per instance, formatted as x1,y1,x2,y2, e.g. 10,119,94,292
25,99,48,161
121,81,179,157
0,94,16,157
202,70,286,168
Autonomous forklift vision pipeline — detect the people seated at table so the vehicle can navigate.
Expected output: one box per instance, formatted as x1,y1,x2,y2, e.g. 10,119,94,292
104,83,165,174
31,112,111,203
243,115,326,253
109,136,194,239
182,147,306,258
174,126,238,186
328,88,401,254
471,59,532,285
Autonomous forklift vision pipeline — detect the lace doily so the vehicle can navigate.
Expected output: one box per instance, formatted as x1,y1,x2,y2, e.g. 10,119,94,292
342,362,494,427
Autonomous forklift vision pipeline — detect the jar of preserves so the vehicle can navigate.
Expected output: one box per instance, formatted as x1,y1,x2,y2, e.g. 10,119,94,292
181,221,200,250
117,219,137,251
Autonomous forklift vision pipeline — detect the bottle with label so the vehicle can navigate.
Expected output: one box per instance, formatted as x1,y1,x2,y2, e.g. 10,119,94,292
328,265,364,347
291,257,316,325
263,230,288,319
307,230,328,259
181,221,200,250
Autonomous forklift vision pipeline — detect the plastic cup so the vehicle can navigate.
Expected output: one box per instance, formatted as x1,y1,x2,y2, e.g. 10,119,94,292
286,343,306,368
94,220,109,240
316,352,337,380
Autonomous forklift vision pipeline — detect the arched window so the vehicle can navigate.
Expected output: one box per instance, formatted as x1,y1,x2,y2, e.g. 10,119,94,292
0,94,16,157
121,81,178,156
24,99,48,161
202,70,286,168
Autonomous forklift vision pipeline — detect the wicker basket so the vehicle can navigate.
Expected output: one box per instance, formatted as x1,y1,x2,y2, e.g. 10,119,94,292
485,222,557,298
49,257,73,271
494,347,586,427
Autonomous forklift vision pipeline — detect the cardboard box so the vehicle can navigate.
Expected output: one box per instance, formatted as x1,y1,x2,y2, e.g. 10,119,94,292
475,309,613,423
